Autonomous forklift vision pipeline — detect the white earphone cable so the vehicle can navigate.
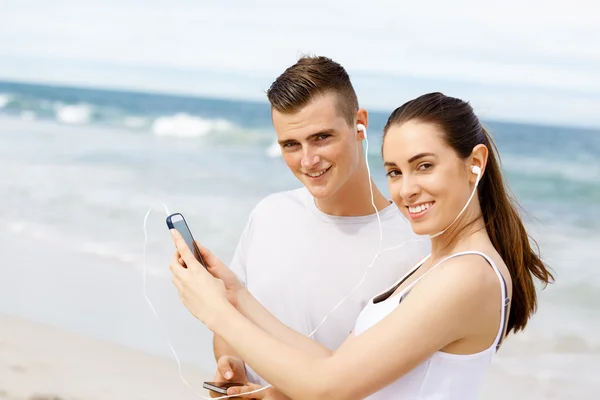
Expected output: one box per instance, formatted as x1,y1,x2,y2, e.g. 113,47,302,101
143,202,277,399
429,166,481,239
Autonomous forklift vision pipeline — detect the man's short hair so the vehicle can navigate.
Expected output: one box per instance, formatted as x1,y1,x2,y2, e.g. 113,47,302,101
266,55,359,126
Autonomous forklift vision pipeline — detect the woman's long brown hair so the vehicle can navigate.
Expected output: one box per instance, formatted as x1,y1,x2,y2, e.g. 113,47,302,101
383,92,555,334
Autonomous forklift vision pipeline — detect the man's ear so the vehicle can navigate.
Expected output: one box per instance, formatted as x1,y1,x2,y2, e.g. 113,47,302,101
356,108,368,140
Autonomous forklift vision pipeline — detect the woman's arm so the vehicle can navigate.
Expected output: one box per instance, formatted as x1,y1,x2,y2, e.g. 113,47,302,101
209,256,501,400
191,242,333,358
235,288,333,357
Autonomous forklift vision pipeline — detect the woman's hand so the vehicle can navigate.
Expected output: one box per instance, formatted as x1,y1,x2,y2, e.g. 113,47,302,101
169,229,232,328
172,237,245,308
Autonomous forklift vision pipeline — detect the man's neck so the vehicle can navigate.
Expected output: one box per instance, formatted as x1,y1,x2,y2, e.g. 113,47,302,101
314,169,391,217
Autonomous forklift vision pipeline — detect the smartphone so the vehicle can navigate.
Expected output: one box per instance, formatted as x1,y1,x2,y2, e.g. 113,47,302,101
203,381,245,395
166,212,207,268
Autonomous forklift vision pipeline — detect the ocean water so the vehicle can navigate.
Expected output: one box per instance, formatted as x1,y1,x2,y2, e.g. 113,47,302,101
1,80,599,398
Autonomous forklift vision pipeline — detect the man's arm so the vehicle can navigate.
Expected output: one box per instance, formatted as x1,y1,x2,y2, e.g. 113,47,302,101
209,336,248,398
213,333,241,362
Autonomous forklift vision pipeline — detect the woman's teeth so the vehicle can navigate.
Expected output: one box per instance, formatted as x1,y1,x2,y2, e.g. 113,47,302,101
409,202,433,213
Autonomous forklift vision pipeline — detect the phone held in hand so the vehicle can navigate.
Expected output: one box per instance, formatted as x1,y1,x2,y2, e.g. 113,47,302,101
203,381,245,395
166,212,207,268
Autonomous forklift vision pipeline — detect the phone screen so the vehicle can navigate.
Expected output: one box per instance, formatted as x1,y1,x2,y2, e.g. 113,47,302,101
167,213,207,267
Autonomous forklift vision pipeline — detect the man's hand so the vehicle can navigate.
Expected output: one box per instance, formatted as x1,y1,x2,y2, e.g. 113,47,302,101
224,382,292,400
209,356,248,398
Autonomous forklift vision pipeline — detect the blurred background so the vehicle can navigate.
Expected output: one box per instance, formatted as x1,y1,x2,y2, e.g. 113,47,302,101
0,1,599,399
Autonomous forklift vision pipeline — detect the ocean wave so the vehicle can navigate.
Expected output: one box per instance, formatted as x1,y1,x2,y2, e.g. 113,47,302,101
0,93,12,108
502,154,600,185
265,139,281,158
151,113,234,138
0,92,240,139
55,103,93,125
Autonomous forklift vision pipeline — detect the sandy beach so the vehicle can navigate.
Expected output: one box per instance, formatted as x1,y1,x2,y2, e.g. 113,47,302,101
0,313,212,400
3,311,598,400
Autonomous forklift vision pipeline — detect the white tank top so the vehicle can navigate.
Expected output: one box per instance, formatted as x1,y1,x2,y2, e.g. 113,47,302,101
353,251,509,400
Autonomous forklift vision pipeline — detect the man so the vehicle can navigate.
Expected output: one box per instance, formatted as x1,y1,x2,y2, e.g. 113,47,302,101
210,56,430,396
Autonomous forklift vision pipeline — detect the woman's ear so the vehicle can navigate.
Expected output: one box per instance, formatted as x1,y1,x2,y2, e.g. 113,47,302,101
470,144,488,183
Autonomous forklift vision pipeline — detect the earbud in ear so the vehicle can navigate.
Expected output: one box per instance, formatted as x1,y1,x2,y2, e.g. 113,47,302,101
471,165,482,187
357,123,367,139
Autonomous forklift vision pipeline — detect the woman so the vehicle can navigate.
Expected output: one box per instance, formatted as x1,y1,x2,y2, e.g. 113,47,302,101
170,92,554,399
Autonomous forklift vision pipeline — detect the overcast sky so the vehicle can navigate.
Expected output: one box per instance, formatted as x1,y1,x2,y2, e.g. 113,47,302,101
1,0,599,128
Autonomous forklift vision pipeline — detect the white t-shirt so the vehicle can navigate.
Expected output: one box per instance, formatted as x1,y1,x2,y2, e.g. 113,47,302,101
229,187,431,385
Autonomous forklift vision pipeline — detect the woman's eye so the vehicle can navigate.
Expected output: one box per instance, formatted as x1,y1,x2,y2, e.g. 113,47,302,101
418,163,433,171
386,170,401,177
